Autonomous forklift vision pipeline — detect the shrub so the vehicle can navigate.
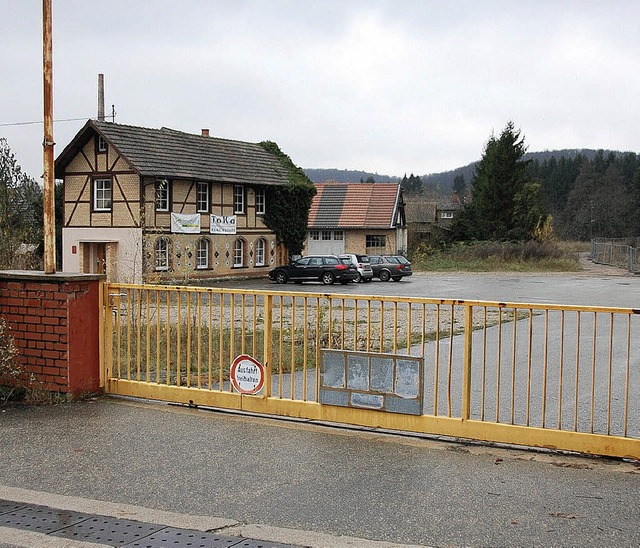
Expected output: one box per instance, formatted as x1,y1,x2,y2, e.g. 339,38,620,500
0,317,23,404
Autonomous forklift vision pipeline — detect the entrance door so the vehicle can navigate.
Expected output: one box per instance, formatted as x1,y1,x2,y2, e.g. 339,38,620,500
82,243,107,275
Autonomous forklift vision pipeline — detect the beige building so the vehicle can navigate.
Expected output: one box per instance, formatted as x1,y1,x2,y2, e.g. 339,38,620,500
55,120,293,283
306,182,407,256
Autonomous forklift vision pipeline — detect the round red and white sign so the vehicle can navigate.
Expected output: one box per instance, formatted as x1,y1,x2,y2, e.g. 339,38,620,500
230,354,265,395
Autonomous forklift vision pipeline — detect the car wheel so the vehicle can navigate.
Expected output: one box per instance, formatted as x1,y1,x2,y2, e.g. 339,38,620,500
379,270,391,282
354,273,362,283
391,276,402,282
322,272,335,285
275,271,288,284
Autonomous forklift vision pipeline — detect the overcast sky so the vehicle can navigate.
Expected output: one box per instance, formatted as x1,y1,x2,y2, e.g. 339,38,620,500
2,0,639,181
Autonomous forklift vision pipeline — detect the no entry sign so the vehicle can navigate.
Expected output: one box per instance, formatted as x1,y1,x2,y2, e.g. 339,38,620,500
230,354,265,395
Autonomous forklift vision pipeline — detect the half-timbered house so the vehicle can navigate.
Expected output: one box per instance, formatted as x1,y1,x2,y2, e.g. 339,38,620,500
55,120,292,283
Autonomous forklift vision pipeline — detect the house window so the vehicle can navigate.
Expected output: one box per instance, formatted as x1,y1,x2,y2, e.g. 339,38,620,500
196,238,210,269
255,187,266,215
334,230,343,241
93,178,112,211
255,238,266,266
366,235,386,248
322,230,332,241
441,211,454,219
156,179,170,212
155,238,170,271
310,230,320,241
97,135,107,153
234,185,245,214
233,239,244,267
197,182,210,213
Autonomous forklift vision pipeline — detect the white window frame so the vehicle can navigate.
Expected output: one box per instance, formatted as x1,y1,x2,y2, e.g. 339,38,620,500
196,238,209,269
255,238,266,266
197,182,210,213
233,239,244,267
322,230,332,241
155,238,169,271
97,135,107,152
310,230,320,241
255,187,266,215
441,211,454,219
334,230,343,241
234,185,245,214
156,180,170,212
93,178,112,211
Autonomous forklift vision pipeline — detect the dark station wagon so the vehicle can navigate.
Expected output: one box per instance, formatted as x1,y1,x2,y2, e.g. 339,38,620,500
268,255,359,285
368,255,413,281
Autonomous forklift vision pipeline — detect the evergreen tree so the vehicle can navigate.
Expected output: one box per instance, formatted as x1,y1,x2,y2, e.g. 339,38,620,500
452,122,547,241
452,173,466,197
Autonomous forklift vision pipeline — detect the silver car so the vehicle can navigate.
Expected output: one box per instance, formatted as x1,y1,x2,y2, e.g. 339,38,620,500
338,254,374,283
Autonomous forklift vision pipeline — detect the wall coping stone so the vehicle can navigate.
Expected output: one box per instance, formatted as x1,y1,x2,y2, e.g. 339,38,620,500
0,271,106,283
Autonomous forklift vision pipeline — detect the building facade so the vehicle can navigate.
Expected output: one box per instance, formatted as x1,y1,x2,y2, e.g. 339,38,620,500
55,121,292,283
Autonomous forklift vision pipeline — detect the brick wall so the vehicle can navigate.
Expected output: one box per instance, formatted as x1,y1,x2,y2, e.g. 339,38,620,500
0,271,104,399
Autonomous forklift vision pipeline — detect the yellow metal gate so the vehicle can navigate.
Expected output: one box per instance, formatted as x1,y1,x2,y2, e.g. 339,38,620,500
102,283,640,460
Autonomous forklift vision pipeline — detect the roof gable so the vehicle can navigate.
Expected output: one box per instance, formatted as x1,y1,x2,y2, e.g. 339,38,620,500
308,182,401,229
55,120,289,186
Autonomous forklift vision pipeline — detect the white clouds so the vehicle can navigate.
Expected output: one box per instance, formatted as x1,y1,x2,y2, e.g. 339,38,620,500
1,0,639,180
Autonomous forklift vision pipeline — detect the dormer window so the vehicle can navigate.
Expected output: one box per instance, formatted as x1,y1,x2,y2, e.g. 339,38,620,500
97,135,107,153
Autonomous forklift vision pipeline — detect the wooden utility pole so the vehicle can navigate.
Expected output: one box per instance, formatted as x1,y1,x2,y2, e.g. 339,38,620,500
42,0,56,273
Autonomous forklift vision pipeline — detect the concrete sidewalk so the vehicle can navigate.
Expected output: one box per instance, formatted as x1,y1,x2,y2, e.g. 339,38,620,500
1,397,639,547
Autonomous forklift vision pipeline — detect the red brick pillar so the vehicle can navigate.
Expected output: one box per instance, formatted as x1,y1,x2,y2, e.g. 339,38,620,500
0,271,104,400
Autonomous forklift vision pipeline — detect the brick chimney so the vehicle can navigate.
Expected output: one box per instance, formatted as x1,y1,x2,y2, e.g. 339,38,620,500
201,129,210,137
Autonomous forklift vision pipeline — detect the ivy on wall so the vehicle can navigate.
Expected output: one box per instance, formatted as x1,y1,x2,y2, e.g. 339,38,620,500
259,141,317,258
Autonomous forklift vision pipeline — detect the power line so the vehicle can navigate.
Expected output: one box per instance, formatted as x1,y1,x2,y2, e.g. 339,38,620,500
0,116,89,127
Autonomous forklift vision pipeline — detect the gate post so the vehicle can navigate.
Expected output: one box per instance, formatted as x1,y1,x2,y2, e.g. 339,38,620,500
102,282,113,390
461,303,473,421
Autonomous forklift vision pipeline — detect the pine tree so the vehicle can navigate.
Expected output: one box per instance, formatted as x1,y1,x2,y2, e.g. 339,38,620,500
452,122,548,241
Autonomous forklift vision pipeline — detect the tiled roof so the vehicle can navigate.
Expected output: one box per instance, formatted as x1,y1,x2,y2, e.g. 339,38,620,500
308,182,401,229
55,120,289,185
404,200,437,223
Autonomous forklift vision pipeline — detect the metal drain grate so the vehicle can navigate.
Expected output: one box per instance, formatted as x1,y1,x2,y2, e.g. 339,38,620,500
0,504,89,534
124,527,246,547
49,516,164,545
0,499,27,516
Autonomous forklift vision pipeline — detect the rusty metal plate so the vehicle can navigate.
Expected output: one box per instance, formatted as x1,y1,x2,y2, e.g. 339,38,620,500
0,504,89,534
49,515,163,545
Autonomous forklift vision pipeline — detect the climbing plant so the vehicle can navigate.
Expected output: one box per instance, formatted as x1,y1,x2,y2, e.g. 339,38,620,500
259,141,317,257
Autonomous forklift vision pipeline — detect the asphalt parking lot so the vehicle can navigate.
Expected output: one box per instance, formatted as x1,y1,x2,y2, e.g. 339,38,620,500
211,269,639,308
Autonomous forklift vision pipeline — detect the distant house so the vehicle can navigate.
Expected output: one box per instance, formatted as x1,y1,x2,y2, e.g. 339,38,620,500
55,120,293,283
306,182,406,256
405,192,463,249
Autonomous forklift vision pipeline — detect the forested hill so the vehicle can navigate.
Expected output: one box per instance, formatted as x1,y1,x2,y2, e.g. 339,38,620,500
304,168,400,184
304,149,622,188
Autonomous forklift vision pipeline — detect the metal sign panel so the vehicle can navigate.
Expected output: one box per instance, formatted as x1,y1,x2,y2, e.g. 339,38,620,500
320,349,423,415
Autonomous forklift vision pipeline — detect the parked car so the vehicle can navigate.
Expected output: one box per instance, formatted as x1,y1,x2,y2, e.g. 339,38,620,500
368,255,413,281
394,255,411,267
268,255,359,285
338,254,374,282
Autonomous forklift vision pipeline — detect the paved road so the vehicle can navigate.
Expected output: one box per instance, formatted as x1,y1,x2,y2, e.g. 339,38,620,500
214,269,639,308
1,398,640,547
